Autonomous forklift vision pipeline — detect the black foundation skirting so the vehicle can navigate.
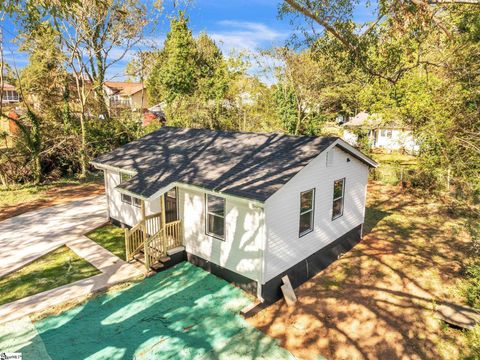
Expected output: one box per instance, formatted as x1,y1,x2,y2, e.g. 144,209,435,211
261,224,362,304
109,217,130,229
187,253,258,295
162,250,187,270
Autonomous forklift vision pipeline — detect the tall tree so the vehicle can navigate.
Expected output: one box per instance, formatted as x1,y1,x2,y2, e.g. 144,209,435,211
147,12,238,129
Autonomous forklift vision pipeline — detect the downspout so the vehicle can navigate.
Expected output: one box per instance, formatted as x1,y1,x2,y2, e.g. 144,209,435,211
257,205,266,302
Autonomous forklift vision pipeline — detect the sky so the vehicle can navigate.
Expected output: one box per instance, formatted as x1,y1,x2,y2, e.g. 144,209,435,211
0,0,376,82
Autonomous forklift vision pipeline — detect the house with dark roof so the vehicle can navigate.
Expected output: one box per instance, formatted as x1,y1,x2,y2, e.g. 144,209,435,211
91,126,377,303
343,111,419,153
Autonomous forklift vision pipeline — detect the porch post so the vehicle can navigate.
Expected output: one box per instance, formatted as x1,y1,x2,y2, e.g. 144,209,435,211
141,199,149,269
141,199,147,240
160,194,166,228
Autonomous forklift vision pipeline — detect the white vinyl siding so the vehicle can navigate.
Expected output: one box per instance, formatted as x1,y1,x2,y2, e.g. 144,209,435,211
178,186,265,283
105,170,160,227
263,146,369,283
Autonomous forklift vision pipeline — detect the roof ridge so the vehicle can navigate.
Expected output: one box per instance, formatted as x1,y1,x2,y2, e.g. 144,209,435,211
161,126,339,141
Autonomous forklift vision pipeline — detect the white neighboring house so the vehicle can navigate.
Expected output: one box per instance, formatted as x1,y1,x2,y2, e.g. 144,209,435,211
343,111,419,153
91,127,377,302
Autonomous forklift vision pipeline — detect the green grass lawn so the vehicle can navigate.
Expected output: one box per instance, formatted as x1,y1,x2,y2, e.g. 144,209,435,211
86,223,126,261
0,246,100,306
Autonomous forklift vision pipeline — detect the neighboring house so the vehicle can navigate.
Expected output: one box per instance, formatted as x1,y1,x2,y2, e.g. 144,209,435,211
104,81,146,111
1,83,20,104
91,127,377,303
343,111,419,153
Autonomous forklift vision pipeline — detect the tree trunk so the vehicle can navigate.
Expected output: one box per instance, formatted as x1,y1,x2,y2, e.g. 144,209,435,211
79,111,88,178
33,153,41,184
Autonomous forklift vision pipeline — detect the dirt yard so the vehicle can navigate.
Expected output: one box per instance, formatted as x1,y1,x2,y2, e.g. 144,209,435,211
0,181,104,221
249,181,474,360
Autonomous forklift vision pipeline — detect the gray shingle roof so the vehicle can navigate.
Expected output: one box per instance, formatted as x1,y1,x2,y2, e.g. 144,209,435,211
92,127,340,202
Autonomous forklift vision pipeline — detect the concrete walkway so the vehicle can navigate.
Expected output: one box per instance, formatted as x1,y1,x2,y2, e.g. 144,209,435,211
0,196,145,324
0,196,107,277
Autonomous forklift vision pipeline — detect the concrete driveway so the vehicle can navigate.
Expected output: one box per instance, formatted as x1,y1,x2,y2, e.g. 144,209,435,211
0,196,108,278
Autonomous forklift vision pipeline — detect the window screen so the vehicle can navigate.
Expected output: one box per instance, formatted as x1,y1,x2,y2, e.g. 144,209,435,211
299,189,315,236
332,178,345,219
206,194,225,240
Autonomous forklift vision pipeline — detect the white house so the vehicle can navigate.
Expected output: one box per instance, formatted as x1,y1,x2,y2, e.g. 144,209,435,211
91,127,377,303
343,112,419,153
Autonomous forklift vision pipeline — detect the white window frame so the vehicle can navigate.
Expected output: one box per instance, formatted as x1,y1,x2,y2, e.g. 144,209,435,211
119,172,136,206
332,178,346,220
205,194,225,241
299,189,315,237
132,197,142,208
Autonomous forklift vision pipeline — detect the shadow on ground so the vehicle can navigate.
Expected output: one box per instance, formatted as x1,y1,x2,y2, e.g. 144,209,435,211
1,262,293,360
248,182,473,360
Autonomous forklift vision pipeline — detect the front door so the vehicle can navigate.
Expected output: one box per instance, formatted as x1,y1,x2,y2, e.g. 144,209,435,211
165,187,178,223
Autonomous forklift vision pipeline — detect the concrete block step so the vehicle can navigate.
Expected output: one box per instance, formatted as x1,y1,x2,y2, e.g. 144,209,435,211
159,256,171,263
167,246,185,256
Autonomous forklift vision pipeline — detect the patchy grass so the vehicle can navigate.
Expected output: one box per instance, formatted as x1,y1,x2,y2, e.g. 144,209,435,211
0,182,60,208
0,176,103,221
372,151,418,166
249,182,476,360
86,223,126,261
0,246,100,306
371,151,418,185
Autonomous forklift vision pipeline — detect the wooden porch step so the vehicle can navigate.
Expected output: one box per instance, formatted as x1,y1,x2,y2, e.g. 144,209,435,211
134,252,145,263
133,252,164,271
159,256,171,263
150,262,164,271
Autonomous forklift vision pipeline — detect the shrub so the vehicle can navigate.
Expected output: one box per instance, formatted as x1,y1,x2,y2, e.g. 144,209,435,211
465,261,480,309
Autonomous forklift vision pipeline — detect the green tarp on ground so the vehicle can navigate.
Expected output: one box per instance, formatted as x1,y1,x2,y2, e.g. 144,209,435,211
1,262,295,360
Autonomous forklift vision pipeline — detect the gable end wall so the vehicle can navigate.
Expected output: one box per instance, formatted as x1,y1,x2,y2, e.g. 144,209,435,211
263,146,369,283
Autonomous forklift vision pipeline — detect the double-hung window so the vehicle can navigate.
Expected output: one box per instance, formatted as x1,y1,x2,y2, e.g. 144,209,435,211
206,194,225,240
120,172,140,207
299,189,315,236
332,178,345,220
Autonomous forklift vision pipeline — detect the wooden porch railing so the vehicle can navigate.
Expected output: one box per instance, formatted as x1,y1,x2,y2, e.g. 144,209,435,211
124,212,162,261
125,214,183,268
143,220,182,269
